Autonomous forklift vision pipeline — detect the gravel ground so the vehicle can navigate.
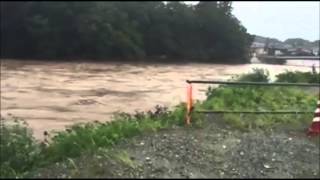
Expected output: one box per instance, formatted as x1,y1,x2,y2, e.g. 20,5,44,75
32,115,320,178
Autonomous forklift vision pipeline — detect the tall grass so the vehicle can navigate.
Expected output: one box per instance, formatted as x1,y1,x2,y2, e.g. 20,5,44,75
201,86,316,130
0,104,197,177
41,105,190,163
230,68,270,82
0,117,41,178
276,70,320,83
200,68,318,131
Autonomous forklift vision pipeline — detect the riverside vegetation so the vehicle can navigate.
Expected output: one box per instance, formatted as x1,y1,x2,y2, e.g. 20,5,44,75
1,69,319,178
1,2,253,63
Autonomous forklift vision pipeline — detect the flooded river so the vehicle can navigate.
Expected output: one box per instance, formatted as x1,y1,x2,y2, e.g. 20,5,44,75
0,59,318,139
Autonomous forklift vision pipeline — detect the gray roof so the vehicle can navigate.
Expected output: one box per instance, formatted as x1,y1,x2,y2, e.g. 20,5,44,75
251,42,287,50
268,43,287,50
251,42,265,48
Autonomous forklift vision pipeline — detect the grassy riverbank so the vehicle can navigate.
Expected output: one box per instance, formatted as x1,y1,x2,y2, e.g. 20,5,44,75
1,69,319,178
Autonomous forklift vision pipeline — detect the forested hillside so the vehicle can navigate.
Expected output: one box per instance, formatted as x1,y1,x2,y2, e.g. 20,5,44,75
0,1,254,63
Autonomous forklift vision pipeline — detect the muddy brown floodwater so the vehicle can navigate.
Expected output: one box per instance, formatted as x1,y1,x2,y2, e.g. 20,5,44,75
0,59,318,140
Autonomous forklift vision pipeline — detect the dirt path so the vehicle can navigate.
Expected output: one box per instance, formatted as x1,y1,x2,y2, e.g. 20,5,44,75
31,116,320,178
0,59,316,139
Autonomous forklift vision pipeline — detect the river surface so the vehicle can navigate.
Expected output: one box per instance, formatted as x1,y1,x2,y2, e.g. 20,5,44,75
1,58,318,139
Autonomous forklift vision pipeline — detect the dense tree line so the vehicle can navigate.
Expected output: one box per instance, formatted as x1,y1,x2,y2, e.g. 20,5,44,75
1,1,254,63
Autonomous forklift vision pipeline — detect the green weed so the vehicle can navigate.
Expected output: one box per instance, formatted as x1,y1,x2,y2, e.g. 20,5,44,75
114,151,136,168
200,69,317,131
276,70,320,83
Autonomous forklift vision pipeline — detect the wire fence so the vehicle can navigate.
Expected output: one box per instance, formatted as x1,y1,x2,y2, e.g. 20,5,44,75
185,80,320,125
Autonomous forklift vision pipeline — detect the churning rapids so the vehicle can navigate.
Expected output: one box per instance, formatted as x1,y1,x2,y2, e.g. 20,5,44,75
1,58,318,139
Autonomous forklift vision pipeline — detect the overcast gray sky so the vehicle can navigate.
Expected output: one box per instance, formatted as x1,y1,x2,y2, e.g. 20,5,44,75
185,1,320,42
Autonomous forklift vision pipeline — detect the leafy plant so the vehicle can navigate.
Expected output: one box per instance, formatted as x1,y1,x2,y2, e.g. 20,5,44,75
0,104,191,178
114,150,136,168
0,117,41,178
201,69,317,131
276,70,320,83
37,104,190,164
231,68,270,82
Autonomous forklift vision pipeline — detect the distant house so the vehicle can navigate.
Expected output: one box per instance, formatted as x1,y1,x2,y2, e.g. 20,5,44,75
265,43,287,55
250,41,287,56
250,42,265,56
250,35,319,57
287,48,315,56
250,35,290,56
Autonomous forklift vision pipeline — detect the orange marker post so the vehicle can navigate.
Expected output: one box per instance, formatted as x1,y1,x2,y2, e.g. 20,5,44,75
186,83,193,125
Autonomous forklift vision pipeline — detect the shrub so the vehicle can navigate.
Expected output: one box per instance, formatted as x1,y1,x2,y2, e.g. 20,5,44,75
0,117,41,178
39,104,189,164
0,104,190,177
202,86,316,130
230,68,270,83
276,70,320,83
201,69,317,131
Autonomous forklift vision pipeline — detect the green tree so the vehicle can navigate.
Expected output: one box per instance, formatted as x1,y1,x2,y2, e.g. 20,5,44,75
1,1,253,63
